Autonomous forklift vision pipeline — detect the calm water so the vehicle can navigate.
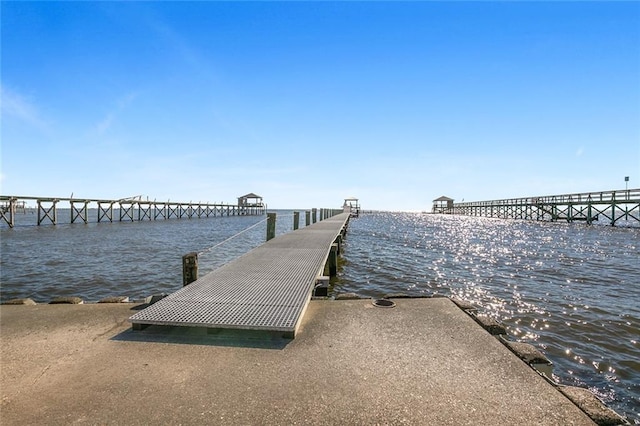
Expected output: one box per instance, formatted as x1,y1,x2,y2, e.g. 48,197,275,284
0,210,287,302
1,210,639,421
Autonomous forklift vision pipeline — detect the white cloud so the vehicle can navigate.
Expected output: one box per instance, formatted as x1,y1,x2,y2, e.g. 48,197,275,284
0,85,50,131
92,91,138,135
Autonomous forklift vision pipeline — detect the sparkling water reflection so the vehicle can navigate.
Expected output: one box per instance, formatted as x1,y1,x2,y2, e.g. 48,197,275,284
334,212,640,423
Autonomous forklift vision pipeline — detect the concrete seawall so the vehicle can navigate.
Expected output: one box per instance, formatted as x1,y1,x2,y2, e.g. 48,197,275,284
1,298,616,425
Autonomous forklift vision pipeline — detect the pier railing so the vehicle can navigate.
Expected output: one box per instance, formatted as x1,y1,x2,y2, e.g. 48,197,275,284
448,188,639,226
0,195,265,228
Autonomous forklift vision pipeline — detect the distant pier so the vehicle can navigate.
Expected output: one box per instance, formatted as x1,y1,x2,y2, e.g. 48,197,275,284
0,193,265,228
435,188,639,226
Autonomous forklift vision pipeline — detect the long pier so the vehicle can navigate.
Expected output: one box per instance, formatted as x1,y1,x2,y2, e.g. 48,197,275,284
130,211,351,338
0,194,265,228
448,188,639,226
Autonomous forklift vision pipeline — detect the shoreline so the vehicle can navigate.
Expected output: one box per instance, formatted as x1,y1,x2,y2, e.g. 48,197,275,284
1,297,626,425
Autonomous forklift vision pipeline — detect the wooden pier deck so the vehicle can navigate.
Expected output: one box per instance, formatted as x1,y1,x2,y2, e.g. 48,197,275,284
129,212,350,338
0,194,265,228
448,188,639,226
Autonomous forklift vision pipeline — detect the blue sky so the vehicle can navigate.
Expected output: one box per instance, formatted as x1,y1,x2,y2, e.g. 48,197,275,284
2,1,639,211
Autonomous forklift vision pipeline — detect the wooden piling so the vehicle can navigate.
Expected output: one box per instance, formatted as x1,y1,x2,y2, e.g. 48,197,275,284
312,208,317,224
267,213,276,241
328,243,338,277
334,234,342,255
182,252,199,286
305,211,311,226
293,211,300,230
0,198,16,228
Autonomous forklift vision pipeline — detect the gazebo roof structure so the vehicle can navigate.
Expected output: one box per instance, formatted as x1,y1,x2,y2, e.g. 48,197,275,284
239,193,262,199
433,196,454,202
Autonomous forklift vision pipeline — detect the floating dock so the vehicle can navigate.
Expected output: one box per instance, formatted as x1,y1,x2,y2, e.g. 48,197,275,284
129,212,351,338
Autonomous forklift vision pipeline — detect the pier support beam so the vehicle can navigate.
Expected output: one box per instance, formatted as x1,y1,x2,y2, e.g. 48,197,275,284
37,199,58,225
70,200,89,224
0,198,16,228
119,203,134,222
138,203,152,221
293,211,300,230
154,204,167,220
167,204,179,219
97,202,114,223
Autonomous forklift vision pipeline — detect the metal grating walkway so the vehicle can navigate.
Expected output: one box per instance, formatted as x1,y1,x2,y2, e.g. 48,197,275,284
129,213,350,337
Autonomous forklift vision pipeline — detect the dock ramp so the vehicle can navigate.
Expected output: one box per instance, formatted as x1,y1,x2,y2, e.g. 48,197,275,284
129,213,350,337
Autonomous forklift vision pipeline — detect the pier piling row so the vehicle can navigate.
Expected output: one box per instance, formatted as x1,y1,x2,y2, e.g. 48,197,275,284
448,188,639,226
0,195,266,228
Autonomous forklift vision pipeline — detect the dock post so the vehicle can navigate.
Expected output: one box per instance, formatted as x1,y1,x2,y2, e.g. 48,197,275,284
312,208,317,224
182,252,198,286
37,200,43,225
610,200,617,226
314,276,330,297
293,211,299,230
328,243,338,277
305,211,310,226
267,213,276,241
0,197,16,228
334,234,342,255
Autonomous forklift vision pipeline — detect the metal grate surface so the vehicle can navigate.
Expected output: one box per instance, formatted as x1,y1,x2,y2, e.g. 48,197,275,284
130,213,350,334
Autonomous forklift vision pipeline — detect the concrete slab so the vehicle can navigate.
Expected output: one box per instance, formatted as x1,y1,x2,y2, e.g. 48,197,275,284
1,298,595,425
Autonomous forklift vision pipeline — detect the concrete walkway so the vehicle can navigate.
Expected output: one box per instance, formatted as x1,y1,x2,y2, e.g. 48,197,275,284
1,298,595,425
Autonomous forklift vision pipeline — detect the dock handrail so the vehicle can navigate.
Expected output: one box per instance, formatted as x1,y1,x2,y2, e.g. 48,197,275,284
453,188,639,208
